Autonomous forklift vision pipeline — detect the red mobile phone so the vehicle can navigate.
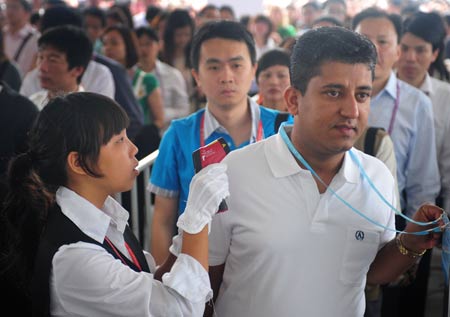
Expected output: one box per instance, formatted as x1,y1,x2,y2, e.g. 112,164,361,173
192,137,230,212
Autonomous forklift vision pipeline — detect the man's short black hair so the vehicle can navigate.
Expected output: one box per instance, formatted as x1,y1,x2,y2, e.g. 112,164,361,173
38,25,93,83
40,6,83,32
312,16,343,28
290,26,377,95
135,26,159,42
82,6,106,28
190,20,256,71
352,7,402,43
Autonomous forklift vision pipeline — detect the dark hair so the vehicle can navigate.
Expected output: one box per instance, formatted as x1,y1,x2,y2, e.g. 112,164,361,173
322,0,347,10
145,5,161,22
190,20,256,71
302,1,321,11
352,7,402,43
162,9,194,67
0,92,128,294
198,4,219,17
290,26,377,95
135,26,159,42
102,25,138,69
30,11,41,27
219,5,235,19
108,4,134,29
254,14,273,43
403,11,450,81
256,49,290,83
18,0,32,12
38,25,93,83
312,16,343,28
40,6,83,32
82,6,106,28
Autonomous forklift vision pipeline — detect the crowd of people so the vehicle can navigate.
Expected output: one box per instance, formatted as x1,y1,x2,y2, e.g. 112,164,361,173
1,0,450,316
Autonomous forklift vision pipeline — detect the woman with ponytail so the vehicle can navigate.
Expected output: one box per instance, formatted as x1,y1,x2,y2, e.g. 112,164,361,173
0,92,228,316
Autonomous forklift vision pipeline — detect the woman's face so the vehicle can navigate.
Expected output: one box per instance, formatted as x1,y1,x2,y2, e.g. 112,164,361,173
173,25,192,50
102,30,127,66
257,64,290,110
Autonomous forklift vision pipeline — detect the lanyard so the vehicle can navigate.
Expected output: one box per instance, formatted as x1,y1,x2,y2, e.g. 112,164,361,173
387,82,400,135
199,112,263,147
278,123,443,235
104,237,142,271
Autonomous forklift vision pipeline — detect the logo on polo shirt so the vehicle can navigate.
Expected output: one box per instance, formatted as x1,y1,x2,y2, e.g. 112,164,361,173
355,230,365,241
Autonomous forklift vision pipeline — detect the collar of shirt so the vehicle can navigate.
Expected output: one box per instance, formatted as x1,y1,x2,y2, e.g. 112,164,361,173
419,73,433,96
266,125,359,185
56,186,129,244
203,97,262,142
373,71,397,102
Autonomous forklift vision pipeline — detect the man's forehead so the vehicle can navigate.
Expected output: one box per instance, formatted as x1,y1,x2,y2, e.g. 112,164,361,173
199,38,250,60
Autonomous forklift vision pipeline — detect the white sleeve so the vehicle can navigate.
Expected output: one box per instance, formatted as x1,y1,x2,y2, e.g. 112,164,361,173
51,243,210,317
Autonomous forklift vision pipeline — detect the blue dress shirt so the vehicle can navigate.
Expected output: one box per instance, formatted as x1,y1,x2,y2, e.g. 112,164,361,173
369,72,440,216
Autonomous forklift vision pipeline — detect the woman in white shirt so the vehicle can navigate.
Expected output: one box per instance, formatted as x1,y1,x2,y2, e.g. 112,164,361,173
0,92,228,316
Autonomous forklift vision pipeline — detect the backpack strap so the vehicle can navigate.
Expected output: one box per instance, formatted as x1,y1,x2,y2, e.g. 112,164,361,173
13,32,33,62
274,112,290,133
364,127,386,157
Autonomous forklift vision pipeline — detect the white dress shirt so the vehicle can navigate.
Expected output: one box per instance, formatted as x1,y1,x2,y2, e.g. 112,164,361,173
50,187,212,316
20,60,115,99
420,74,450,211
153,60,190,127
30,86,85,110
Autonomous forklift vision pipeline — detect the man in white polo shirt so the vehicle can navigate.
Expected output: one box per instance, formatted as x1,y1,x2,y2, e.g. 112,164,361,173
205,27,444,317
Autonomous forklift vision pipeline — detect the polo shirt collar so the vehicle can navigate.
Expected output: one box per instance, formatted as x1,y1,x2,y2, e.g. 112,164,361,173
266,125,359,184
56,186,129,244
203,98,261,142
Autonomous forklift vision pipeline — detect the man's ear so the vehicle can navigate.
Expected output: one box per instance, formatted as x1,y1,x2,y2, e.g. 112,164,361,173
70,66,85,81
431,48,440,63
191,68,201,88
284,86,302,116
67,151,87,176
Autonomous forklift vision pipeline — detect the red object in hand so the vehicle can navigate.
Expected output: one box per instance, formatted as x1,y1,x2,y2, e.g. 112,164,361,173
192,138,230,212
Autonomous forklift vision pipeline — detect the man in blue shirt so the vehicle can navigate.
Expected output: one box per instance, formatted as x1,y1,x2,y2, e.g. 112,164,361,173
353,8,440,317
148,20,289,264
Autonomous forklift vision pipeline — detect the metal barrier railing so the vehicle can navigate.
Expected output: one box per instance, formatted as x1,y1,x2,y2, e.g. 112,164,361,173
115,150,159,249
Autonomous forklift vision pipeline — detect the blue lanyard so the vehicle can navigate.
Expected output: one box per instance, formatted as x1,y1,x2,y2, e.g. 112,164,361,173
278,123,443,235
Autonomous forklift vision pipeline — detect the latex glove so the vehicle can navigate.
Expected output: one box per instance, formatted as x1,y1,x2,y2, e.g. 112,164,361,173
177,163,229,234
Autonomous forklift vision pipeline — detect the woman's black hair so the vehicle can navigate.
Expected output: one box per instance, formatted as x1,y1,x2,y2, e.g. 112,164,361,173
256,49,290,83
102,24,138,69
0,92,128,296
161,9,194,68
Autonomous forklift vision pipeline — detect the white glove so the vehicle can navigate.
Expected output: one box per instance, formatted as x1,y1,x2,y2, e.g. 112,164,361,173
177,163,229,234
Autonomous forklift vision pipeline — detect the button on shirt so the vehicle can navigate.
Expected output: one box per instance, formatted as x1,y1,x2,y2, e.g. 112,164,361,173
420,74,450,211
149,99,283,215
369,72,440,216
209,127,396,317
50,187,211,316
